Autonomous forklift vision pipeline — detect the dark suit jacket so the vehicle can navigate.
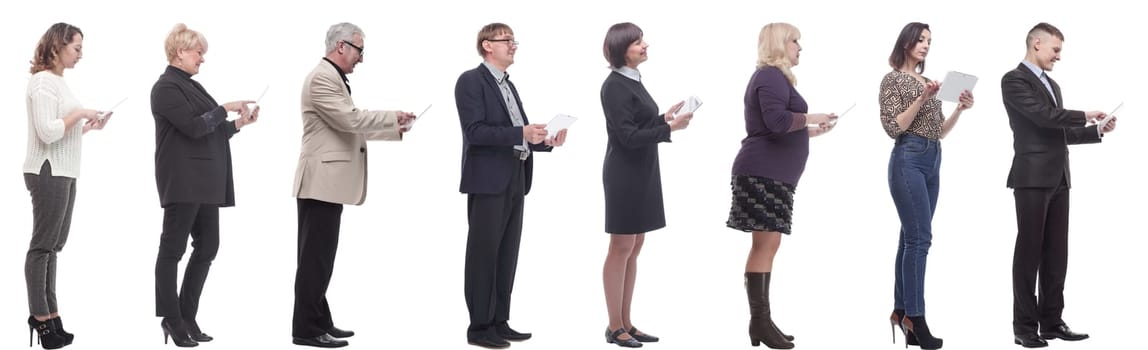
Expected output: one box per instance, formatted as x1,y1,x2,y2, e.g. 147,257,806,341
150,65,239,207
454,63,551,196
1002,62,1101,190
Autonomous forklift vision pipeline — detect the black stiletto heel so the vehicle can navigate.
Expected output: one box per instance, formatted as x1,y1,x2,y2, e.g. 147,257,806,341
27,316,66,349
160,317,198,347
889,309,918,346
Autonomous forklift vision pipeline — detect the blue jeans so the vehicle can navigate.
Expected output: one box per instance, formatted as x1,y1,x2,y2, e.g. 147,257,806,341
889,133,941,317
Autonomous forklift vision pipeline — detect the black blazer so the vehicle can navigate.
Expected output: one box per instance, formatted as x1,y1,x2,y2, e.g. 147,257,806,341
1001,62,1101,189
454,63,551,195
150,65,239,207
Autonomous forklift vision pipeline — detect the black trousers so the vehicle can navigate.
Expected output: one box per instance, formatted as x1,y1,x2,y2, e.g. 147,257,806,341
465,161,526,338
1011,181,1071,335
155,203,220,321
293,198,344,338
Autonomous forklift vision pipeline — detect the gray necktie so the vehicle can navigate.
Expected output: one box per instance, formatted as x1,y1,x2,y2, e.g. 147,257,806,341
499,74,529,155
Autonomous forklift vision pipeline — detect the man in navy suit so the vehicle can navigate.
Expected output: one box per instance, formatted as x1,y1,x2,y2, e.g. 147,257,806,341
454,22,568,349
1001,22,1117,348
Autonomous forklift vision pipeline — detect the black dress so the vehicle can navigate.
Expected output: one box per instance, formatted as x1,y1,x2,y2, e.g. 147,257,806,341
600,70,672,234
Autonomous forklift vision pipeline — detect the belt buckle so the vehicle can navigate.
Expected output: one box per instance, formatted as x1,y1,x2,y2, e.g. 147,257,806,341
515,149,528,160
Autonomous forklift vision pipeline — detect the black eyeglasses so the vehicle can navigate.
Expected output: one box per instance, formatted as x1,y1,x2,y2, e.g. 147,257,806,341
487,39,519,47
342,40,364,55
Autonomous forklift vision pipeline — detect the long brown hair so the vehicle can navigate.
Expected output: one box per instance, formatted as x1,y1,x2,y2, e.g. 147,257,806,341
30,22,83,74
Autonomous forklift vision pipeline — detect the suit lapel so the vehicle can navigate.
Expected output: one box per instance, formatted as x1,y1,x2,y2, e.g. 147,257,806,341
1049,77,1063,108
477,64,512,121
321,62,352,104
1015,63,1057,107
507,80,528,124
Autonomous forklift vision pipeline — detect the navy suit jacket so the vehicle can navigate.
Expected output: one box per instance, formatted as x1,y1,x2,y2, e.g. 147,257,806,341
1001,62,1101,190
455,63,552,195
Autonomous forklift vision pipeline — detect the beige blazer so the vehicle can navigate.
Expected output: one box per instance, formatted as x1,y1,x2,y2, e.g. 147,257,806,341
293,59,402,205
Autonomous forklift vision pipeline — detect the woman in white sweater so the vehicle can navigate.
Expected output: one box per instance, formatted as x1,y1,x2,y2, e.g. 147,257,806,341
23,22,110,349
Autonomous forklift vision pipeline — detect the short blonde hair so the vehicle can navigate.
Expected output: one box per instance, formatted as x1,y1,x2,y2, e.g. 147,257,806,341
164,23,208,63
756,23,800,85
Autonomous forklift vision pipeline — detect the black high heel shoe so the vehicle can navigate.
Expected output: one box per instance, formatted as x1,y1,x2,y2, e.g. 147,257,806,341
605,328,642,348
160,317,198,347
901,315,942,349
889,310,918,346
27,316,66,349
183,319,213,342
50,317,74,346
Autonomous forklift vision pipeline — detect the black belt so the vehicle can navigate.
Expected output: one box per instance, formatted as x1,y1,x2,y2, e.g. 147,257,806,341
513,148,528,160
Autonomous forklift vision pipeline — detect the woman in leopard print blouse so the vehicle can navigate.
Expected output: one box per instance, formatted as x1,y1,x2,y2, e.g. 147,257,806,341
878,22,974,350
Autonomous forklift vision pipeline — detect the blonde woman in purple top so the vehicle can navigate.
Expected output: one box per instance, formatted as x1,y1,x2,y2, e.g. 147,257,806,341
726,22,837,349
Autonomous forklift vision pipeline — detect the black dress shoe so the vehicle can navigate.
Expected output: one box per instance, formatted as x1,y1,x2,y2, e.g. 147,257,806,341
1014,333,1048,348
606,328,642,348
326,326,355,338
495,323,531,341
628,327,658,342
1040,324,1089,341
467,333,510,349
292,333,348,348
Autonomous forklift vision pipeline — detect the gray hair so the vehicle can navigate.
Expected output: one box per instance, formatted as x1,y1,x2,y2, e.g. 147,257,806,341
325,22,364,54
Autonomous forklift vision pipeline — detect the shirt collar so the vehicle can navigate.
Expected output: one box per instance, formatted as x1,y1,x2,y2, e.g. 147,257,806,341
613,66,641,82
1021,60,1045,79
483,61,508,84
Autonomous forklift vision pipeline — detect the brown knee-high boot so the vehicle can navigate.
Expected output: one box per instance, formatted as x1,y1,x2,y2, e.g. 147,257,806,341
745,272,794,349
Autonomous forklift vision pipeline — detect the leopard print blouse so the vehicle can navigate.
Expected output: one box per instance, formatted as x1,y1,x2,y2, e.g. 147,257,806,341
879,70,944,140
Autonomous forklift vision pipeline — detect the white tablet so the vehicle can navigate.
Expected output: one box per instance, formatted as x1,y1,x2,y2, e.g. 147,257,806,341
545,114,577,135
417,104,432,120
244,84,269,117
675,95,703,117
830,102,855,126
96,97,128,120
1098,102,1122,129
937,71,977,103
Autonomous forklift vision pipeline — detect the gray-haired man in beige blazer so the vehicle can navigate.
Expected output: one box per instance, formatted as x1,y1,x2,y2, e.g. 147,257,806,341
291,22,415,349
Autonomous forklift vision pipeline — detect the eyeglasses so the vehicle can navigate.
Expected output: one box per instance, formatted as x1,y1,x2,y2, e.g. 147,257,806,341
487,39,519,47
342,40,364,55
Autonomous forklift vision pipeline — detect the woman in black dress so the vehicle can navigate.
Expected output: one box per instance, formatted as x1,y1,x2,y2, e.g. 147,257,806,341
598,22,694,348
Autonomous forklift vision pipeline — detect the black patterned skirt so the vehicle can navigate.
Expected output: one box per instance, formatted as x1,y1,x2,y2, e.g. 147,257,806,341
725,175,796,234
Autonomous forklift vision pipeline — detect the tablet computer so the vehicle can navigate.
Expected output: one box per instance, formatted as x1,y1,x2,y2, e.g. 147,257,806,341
675,95,703,117
937,71,977,103
545,114,577,135
1098,102,1122,129
830,102,855,126
241,85,269,118
96,97,128,120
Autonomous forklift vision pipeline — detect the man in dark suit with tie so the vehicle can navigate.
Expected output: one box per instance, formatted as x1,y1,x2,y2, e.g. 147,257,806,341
454,22,568,349
1001,22,1117,348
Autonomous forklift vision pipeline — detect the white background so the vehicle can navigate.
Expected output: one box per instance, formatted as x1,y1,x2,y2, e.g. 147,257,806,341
1,1,1143,349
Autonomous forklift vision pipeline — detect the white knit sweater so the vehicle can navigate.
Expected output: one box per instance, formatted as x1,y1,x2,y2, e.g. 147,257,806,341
24,71,84,178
